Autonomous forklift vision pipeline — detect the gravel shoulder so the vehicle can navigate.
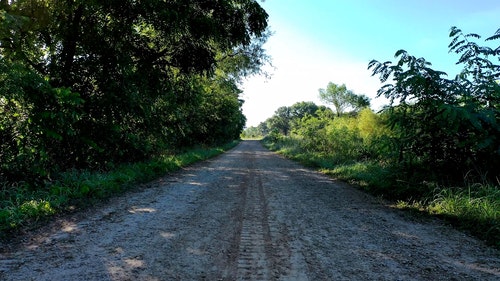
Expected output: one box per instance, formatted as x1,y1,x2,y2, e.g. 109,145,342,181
1,140,499,280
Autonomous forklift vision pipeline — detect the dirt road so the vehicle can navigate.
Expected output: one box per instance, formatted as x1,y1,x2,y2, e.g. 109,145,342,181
1,140,499,280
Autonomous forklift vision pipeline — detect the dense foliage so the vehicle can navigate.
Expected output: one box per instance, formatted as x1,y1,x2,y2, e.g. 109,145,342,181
257,27,499,247
244,101,335,137
256,26,500,184
318,82,370,117
257,104,387,166
369,26,500,182
0,141,239,234
1,0,269,183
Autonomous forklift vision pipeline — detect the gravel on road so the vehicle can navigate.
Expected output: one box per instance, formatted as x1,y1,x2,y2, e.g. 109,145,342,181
1,140,499,280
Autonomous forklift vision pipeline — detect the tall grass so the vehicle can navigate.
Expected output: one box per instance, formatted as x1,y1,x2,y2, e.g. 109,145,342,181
263,136,500,248
0,141,239,236
428,184,500,248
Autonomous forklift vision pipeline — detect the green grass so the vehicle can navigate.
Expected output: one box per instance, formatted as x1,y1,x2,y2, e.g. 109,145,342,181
427,185,500,248
262,137,500,249
240,136,264,140
395,184,500,248
0,140,240,236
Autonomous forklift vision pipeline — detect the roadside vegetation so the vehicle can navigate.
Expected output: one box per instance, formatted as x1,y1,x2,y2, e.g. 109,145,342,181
240,127,264,140
0,141,239,236
1,1,269,235
248,27,500,248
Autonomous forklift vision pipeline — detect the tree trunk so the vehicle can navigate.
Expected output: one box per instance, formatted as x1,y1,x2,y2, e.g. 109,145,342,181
59,4,84,86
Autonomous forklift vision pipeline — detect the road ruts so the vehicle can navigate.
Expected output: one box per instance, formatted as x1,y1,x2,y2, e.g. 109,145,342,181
234,148,276,280
1,140,499,281
236,179,270,279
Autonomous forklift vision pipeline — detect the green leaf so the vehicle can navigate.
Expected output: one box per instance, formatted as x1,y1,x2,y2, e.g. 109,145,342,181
79,185,90,196
449,26,461,37
465,33,481,39
44,129,63,141
486,34,500,41
394,49,407,58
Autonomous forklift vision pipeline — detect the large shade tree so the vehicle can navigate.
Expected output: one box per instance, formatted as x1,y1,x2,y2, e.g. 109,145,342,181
318,82,370,116
0,0,270,181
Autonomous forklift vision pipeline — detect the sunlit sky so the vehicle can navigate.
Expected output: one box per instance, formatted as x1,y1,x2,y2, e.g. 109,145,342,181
241,0,500,127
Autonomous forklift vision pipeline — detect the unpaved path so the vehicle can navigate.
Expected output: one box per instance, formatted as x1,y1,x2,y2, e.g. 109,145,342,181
1,140,499,280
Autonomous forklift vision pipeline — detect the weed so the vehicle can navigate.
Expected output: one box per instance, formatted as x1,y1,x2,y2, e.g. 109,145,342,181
0,141,239,235
263,137,500,248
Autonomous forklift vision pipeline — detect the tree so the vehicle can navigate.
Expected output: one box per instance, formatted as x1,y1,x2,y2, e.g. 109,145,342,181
267,106,292,136
265,102,333,136
319,82,370,116
0,0,270,182
241,126,262,138
289,101,320,119
257,121,270,136
368,27,500,180
347,93,371,113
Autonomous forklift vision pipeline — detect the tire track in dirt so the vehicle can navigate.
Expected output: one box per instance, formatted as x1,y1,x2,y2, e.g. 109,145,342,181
236,174,271,280
1,140,499,280
234,148,277,280
233,147,292,280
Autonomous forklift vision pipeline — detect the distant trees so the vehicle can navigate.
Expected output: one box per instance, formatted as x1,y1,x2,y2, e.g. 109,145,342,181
0,0,270,183
260,26,499,184
264,102,334,136
242,101,334,138
319,82,370,116
268,106,293,136
241,126,261,139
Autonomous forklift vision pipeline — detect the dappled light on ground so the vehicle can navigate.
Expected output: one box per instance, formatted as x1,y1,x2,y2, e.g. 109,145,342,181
1,141,498,280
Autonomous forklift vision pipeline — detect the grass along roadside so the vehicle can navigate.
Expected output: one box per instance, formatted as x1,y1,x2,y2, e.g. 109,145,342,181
0,140,240,237
262,137,500,249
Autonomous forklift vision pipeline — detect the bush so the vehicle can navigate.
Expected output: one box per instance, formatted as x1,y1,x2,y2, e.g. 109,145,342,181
0,141,239,235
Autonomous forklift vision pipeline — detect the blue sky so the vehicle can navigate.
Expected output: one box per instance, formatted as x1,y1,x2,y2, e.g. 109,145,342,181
241,0,500,127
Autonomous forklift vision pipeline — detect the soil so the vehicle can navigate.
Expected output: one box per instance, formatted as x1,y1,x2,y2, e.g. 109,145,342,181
1,140,499,280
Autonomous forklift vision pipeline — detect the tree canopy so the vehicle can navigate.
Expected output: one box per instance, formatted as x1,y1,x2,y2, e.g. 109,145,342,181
368,26,500,178
318,82,370,116
0,0,270,182
257,101,333,136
